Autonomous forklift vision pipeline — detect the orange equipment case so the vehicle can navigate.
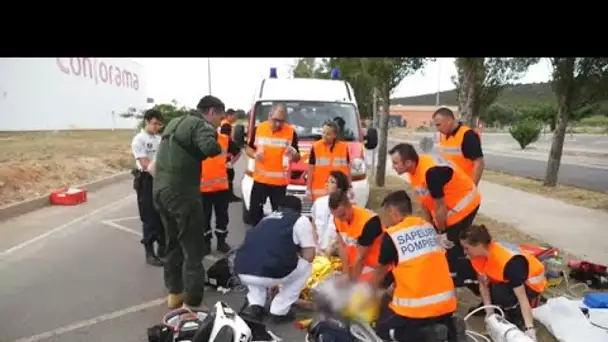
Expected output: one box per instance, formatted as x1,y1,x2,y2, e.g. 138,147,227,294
49,188,88,206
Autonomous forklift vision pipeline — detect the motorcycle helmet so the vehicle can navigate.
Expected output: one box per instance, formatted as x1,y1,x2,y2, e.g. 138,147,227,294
191,301,253,342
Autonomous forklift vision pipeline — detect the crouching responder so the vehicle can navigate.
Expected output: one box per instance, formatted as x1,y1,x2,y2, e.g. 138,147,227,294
153,95,224,310
389,143,482,308
329,190,384,283
219,108,242,202
131,109,165,267
234,196,316,324
460,224,547,341
200,124,242,253
369,190,466,342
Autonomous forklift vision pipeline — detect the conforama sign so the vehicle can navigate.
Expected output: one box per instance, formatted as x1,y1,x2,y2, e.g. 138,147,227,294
56,58,140,91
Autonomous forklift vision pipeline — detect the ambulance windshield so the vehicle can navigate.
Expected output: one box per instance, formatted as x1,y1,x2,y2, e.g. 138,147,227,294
253,101,361,141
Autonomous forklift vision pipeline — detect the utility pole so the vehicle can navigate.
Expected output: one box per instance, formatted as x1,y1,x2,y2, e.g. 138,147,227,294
433,58,442,142
207,58,212,95
371,88,378,177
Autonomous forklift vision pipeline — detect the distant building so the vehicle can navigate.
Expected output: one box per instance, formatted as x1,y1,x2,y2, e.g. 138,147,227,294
389,105,459,130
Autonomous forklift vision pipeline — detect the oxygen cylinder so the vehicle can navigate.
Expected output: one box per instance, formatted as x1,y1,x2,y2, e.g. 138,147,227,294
485,314,535,342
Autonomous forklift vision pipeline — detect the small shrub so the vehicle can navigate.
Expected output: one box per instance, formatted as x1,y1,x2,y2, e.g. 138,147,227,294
578,115,608,127
509,119,541,149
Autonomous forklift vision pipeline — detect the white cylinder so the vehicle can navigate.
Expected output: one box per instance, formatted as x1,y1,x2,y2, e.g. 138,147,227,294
485,314,535,342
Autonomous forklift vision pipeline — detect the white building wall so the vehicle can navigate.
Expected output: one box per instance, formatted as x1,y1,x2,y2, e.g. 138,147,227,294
0,58,147,131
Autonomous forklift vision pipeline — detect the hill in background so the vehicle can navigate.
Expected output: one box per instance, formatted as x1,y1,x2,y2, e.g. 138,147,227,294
391,82,555,106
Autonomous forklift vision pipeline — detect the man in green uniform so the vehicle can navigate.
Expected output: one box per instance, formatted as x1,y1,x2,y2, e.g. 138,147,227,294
153,95,225,310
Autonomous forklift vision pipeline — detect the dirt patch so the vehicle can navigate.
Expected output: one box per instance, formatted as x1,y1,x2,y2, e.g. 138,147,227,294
368,175,562,342
483,170,608,212
0,130,134,206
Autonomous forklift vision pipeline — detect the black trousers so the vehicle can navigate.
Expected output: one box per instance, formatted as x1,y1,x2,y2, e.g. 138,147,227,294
134,171,164,247
227,168,235,194
154,188,208,307
490,283,540,328
375,295,458,342
248,181,287,226
201,190,230,241
445,206,480,293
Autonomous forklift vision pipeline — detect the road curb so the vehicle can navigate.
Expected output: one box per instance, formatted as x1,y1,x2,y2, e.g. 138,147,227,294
0,171,131,222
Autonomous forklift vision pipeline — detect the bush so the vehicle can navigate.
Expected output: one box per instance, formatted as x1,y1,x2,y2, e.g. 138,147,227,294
481,103,517,127
516,102,557,131
578,115,608,127
509,119,541,149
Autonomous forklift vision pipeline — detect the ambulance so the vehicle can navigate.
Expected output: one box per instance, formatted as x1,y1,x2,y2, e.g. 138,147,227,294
233,68,378,223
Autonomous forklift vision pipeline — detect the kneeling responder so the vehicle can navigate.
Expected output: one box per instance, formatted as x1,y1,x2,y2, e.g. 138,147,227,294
460,224,547,341
329,190,384,283
219,108,242,202
200,125,242,253
153,95,224,310
370,190,466,342
245,103,300,226
131,109,165,267
234,195,316,323
389,143,482,306
306,120,350,202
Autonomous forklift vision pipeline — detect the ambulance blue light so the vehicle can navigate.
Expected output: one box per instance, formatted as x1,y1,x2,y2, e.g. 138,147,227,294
330,68,340,79
270,67,278,78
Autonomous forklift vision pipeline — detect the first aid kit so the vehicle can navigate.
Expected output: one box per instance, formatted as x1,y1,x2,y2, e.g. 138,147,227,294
49,187,87,206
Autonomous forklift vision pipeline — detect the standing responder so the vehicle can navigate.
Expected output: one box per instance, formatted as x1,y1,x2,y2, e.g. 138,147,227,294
153,95,224,310
328,189,384,283
433,107,485,184
306,120,351,202
460,225,546,341
388,143,482,309
370,190,466,342
200,122,242,253
219,108,242,202
131,109,165,267
245,103,300,226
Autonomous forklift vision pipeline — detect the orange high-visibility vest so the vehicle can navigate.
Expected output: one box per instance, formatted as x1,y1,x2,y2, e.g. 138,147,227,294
438,125,477,179
471,242,547,293
253,121,294,186
387,216,457,318
334,206,383,282
200,134,229,193
310,140,350,201
408,155,481,227
218,119,233,166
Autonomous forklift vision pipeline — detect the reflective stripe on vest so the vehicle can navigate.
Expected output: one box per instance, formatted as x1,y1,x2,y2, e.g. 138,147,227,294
253,122,294,186
200,134,229,193
310,140,350,202
334,206,383,272
439,125,475,178
392,289,456,308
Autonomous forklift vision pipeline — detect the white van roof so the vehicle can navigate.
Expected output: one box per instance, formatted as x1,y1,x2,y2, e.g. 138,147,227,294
252,77,358,107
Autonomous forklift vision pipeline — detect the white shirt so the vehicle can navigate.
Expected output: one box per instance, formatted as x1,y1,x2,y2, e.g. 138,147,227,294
310,190,356,251
292,215,316,249
131,130,161,171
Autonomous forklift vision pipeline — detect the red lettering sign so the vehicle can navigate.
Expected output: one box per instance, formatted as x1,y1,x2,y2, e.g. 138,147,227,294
56,58,140,91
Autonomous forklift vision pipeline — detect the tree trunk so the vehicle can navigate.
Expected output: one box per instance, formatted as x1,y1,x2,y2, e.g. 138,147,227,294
544,58,575,187
375,88,391,187
456,58,483,128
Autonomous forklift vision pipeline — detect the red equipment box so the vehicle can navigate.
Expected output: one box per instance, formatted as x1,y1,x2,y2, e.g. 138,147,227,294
49,188,88,206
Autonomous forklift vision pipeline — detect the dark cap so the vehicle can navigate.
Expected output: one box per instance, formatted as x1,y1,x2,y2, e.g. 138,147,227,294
196,95,225,113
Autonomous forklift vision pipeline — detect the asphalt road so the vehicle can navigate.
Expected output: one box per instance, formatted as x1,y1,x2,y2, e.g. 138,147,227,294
0,163,308,342
383,139,608,192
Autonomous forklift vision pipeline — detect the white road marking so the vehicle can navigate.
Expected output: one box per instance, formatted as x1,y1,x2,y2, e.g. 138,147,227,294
11,297,166,342
110,216,140,222
0,196,134,258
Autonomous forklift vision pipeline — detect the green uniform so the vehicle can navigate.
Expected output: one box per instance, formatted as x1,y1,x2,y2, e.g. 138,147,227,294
153,114,222,307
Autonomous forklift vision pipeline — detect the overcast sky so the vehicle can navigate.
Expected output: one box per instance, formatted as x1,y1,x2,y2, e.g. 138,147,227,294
133,58,553,111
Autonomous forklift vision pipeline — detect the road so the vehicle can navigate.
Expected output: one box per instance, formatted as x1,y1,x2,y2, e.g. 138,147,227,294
381,138,608,192
0,163,307,342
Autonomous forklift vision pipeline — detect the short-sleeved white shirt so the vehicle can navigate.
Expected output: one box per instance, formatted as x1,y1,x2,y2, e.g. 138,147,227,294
292,215,316,249
131,130,161,171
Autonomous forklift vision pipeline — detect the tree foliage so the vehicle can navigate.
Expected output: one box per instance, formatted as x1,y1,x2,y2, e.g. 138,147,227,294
120,101,192,132
509,118,542,149
453,58,540,127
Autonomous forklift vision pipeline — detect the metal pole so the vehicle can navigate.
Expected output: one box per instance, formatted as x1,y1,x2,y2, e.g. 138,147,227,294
434,59,442,142
207,58,212,95
371,88,378,176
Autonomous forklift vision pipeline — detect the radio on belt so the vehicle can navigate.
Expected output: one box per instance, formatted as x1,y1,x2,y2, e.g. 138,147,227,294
49,187,87,206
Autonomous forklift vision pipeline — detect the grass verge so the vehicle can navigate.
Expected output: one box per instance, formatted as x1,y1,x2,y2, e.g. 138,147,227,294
368,175,558,342
0,130,134,206
483,170,608,212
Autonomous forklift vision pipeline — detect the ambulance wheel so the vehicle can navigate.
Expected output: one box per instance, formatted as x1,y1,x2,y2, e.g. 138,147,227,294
242,202,252,225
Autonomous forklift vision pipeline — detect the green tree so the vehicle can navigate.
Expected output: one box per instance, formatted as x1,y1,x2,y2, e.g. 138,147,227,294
325,58,376,119
454,58,540,127
120,101,192,132
291,58,329,78
544,58,608,186
509,118,542,149
481,103,517,127
516,102,558,131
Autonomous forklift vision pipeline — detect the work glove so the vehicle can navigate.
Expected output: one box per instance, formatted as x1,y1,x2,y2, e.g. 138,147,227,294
524,328,537,341
436,233,455,249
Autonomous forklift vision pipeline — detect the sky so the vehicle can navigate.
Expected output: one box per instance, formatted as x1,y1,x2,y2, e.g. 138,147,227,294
133,58,553,111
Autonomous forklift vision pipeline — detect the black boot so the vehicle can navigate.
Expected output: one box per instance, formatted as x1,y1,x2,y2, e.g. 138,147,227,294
145,244,164,267
216,238,232,254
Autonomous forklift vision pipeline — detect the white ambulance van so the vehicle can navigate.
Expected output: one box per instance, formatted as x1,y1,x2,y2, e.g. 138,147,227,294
232,68,378,223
